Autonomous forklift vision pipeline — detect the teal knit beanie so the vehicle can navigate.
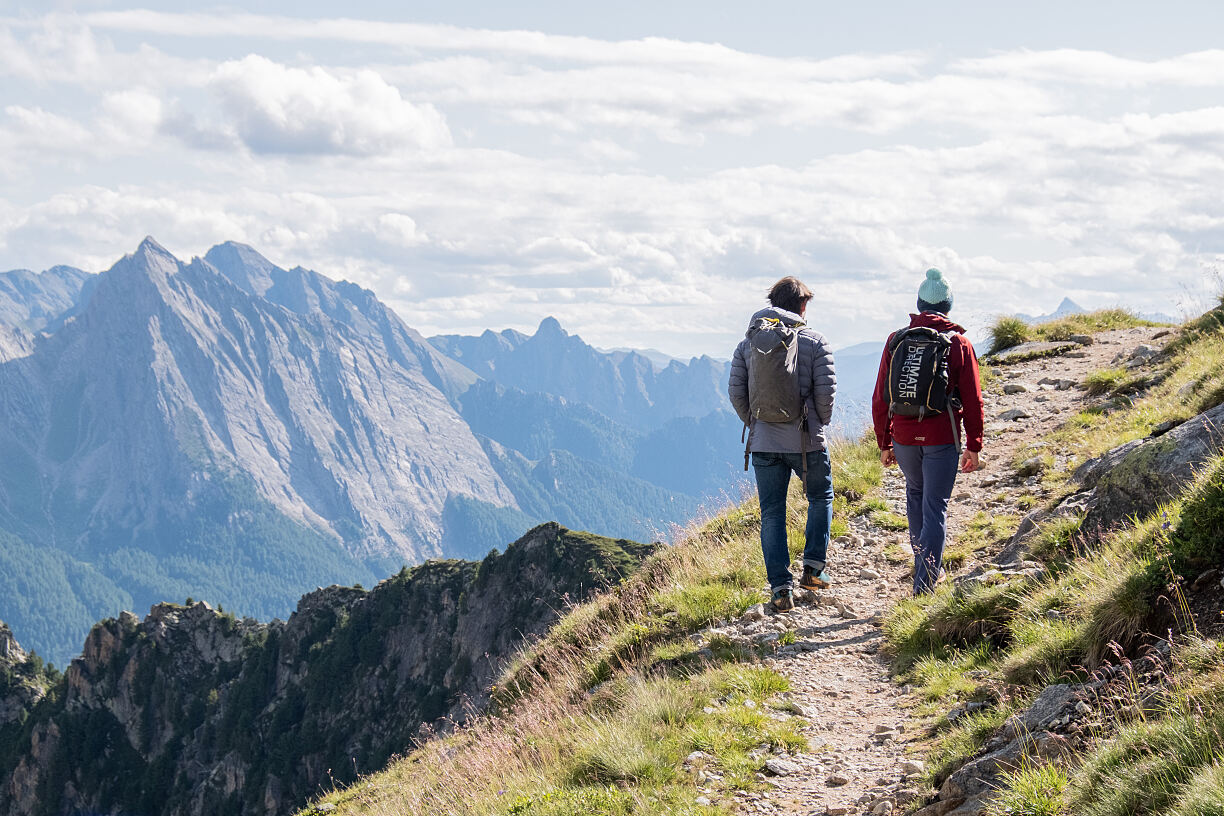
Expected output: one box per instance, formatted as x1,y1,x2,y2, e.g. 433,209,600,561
917,267,953,312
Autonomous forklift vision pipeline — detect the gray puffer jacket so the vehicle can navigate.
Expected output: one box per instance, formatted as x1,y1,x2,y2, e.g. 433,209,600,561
727,306,837,452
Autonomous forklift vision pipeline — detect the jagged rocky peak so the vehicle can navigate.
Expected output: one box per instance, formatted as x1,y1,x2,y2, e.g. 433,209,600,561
202,240,280,297
535,315,566,336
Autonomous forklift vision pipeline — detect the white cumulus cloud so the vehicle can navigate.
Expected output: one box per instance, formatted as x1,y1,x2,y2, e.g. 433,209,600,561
200,55,451,156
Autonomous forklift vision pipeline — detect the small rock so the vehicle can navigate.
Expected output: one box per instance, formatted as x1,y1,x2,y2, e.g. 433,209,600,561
900,759,925,775
895,789,923,806
1178,380,1199,399
1191,568,1220,590
826,772,850,786
1152,329,1171,339
1075,701,1092,715
999,408,1031,421
874,724,897,734
695,795,712,806
686,751,712,764
780,700,810,717
764,758,802,776
826,808,851,816
1124,346,1158,368
872,802,895,815
859,567,883,580
316,807,337,814
1017,456,1046,477
742,604,766,623
1056,379,1077,391
744,699,758,708
1003,382,1031,394
1069,334,1093,345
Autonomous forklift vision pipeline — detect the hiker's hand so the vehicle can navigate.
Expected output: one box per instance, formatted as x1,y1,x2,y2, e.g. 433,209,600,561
880,448,896,467
960,449,979,473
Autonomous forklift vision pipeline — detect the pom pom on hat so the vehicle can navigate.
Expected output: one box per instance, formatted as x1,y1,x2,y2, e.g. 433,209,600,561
917,267,953,312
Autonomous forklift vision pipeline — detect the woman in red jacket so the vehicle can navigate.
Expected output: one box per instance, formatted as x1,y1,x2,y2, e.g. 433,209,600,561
871,269,984,595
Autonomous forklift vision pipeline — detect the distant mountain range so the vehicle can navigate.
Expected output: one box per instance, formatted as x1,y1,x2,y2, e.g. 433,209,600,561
0,240,741,664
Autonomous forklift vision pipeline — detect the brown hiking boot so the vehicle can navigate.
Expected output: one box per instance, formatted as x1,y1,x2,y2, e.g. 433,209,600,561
800,566,830,590
770,587,794,612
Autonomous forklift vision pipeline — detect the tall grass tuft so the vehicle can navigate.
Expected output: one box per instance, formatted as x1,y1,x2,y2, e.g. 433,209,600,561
989,316,1030,354
1084,367,1130,396
985,761,1069,816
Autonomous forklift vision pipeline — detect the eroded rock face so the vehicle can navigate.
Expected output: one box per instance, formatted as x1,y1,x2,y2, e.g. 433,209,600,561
0,523,653,816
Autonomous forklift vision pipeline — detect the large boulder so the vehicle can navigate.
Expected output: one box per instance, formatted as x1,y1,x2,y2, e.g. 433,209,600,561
1077,402,1224,534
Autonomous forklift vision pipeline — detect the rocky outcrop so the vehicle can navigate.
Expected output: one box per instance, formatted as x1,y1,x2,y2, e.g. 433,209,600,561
0,623,49,729
0,523,654,816
1077,401,1224,535
1002,399,1224,558
915,643,1175,816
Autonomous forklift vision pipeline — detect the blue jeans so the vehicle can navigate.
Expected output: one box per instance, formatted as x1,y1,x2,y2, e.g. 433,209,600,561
752,449,833,592
893,443,960,595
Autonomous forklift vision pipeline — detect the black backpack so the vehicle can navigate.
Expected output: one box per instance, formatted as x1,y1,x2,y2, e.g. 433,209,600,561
886,326,955,419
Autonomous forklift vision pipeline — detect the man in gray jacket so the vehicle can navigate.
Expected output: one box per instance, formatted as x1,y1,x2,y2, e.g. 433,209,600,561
728,276,837,612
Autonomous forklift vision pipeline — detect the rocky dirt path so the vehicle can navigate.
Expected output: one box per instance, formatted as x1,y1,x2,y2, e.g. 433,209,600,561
721,326,1173,816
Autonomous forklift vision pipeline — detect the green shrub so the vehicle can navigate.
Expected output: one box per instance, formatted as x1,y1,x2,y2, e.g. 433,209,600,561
1168,456,1224,573
986,760,1068,816
1068,708,1224,816
990,317,1030,354
1084,367,1130,396
929,582,1022,646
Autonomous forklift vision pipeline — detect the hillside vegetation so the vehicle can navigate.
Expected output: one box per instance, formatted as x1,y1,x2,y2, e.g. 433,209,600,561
299,438,884,816
888,303,1224,816
304,305,1224,816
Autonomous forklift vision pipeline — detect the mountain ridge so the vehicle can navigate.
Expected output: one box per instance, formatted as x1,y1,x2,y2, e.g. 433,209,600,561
0,239,744,664
0,523,655,816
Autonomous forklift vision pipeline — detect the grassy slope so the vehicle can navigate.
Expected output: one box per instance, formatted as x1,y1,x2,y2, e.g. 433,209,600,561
301,307,1224,816
886,306,1224,816
298,438,884,816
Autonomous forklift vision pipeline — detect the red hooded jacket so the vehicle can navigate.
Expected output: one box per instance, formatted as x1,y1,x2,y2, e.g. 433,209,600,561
871,312,984,453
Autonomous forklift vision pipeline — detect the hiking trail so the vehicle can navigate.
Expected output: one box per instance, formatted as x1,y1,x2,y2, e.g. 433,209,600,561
716,326,1172,816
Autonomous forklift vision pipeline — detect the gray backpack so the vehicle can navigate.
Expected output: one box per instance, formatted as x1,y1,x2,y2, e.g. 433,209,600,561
742,316,810,483
746,316,804,421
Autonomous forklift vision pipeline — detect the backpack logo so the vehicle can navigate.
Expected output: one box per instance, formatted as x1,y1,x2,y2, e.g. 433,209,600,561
887,326,954,419
746,317,803,424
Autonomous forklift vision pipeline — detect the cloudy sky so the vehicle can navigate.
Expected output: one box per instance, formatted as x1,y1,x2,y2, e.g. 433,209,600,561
2,1,1222,358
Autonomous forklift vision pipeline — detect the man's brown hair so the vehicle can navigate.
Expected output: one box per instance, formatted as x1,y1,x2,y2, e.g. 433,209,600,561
767,276,813,314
